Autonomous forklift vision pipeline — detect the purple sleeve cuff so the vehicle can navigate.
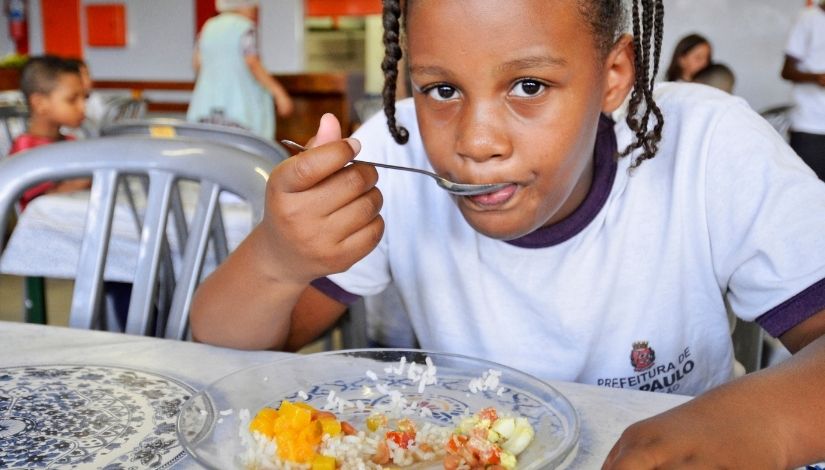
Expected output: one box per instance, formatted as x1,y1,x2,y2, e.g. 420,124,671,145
310,277,362,306
755,277,825,337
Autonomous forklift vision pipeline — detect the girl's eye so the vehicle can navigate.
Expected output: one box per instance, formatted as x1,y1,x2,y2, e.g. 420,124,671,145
511,79,545,98
426,85,459,101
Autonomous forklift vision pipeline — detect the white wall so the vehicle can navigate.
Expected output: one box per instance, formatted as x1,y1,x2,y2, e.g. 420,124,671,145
26,0,303,80
661,0,806,112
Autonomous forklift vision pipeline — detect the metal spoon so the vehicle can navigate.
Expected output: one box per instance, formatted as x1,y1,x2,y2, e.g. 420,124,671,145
280,140,511,197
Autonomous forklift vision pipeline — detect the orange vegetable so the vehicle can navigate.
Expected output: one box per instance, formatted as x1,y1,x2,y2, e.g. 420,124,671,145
318,417,342,437
248,400,344,465
311,454,336,470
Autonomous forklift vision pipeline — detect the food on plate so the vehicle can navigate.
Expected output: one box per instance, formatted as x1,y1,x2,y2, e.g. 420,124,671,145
238,358,536,469
240,402,535,469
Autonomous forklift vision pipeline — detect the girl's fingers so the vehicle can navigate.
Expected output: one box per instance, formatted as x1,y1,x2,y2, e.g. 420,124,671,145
324,187,384,243
276,138,361,193
335,215,386,266
310,113,344,148
277,112,362,193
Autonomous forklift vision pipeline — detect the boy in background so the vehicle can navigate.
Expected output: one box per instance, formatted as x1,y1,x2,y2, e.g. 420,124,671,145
10,55,90,210
693,62,736,94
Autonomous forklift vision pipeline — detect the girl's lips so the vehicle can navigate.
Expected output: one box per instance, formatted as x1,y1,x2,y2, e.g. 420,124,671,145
466,183,518,207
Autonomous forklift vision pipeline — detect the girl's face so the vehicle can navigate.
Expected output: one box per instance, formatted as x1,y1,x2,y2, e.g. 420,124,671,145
407,0,630,240
678,43,711,80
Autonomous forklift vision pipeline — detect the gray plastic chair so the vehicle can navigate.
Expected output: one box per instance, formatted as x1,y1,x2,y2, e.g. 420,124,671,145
0,136,273,339
0,103,28,157
100,118,290,165
101,96,148,125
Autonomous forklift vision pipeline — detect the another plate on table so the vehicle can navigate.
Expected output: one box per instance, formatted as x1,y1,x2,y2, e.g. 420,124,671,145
177,349,579,469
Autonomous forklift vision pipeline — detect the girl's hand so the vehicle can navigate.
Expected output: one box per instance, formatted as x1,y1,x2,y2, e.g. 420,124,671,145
257,113,383,285
602,392,786,469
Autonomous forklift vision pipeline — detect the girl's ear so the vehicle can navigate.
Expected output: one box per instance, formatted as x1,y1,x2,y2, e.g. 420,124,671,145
601,34,635,114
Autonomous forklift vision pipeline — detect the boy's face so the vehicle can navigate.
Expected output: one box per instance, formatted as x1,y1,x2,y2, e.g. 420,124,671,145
78,65,93,95
407,0,626,240
34,72,86,129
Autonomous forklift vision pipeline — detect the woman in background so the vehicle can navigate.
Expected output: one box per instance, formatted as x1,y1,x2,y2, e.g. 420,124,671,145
665,33,712,82
187,0,293,139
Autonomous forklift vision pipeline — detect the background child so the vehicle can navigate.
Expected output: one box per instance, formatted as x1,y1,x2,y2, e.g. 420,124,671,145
10,55,90,210
665,33,713,82
191,0,825,467
692,62,736,93
781,0,825,181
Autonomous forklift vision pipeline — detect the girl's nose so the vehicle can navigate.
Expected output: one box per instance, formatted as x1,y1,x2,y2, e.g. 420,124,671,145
454,104,511,163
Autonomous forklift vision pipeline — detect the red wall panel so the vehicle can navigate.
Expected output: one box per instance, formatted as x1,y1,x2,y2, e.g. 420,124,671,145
42,0,82,58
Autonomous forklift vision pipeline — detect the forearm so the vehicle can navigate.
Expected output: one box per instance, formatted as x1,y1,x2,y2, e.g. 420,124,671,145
247,58,286,100
782,58,824,85
190,225,308,350
692,335,825,467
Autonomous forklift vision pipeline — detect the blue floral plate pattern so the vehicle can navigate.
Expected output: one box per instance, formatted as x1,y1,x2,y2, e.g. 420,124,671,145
0,365,193,469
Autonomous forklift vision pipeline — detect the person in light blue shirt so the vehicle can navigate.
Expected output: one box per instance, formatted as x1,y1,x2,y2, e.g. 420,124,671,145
187,0,293,139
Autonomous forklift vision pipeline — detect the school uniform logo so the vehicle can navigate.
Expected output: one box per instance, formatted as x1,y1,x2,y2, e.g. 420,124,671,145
630,341,656,372
597,342,695,394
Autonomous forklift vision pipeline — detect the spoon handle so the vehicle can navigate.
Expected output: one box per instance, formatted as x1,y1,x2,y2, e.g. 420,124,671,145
351,160,440,179
280,140,440,180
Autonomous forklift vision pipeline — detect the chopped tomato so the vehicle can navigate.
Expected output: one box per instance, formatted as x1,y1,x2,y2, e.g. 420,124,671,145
477,407,498,423
446,434,468,454
386,430,416,449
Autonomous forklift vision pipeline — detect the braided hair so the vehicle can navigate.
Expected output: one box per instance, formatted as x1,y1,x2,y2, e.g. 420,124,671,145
380,0,666,168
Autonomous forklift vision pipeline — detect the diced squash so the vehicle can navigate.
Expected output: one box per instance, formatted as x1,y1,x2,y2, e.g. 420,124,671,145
311,454,336,470
318,417,342,437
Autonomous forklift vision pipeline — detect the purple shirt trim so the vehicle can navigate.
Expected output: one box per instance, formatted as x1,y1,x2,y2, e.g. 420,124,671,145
310,277,361,305
755,277,825,337
506,114,618,249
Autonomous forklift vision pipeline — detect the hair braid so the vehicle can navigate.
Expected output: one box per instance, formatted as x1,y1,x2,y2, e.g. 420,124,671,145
620,0,665,168
380,0,408,144
624,0,643,132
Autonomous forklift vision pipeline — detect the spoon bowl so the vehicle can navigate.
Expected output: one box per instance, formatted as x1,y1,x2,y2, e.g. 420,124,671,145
280,140,511,197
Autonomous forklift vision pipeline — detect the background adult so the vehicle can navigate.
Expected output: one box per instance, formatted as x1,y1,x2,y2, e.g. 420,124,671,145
665,33,712,82
187,0,293,139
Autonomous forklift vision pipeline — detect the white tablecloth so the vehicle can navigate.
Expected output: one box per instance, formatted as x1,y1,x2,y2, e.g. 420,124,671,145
0,183,253,282
0,321,692,469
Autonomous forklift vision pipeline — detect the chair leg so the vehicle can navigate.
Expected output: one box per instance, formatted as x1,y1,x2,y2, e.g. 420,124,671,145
24,276,48,324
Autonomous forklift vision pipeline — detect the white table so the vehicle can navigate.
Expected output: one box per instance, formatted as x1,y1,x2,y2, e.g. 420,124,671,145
0,322,692,469
0,185,253,282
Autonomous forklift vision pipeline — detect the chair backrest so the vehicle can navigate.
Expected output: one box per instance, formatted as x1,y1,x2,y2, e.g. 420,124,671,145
100,118,290,165
0,103,29,158
0,136,273,339
101,96,149,126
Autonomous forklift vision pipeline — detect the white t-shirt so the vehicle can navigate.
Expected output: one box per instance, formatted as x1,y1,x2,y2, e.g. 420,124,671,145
315,83,825,396
785,5,825,134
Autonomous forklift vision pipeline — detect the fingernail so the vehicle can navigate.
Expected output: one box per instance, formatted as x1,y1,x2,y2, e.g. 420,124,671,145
345,138,361,155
